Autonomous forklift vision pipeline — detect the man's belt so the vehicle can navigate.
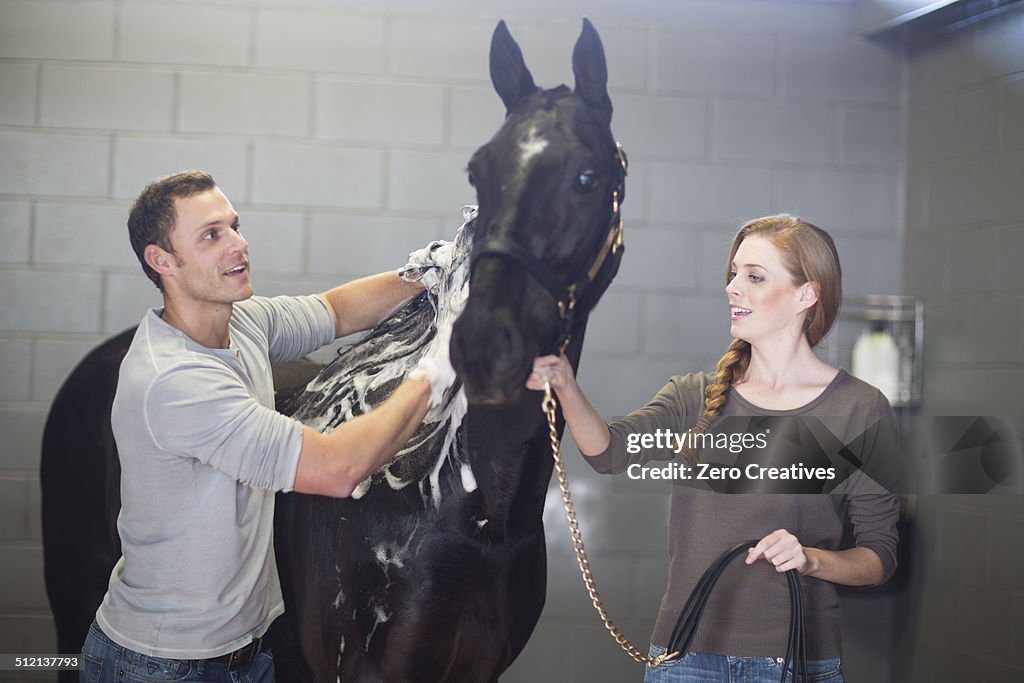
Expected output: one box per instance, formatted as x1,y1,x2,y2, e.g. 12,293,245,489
209,637,262,671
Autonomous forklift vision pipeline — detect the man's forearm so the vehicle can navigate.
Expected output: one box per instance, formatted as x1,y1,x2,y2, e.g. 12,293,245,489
320,271,424,338
294,377,431,497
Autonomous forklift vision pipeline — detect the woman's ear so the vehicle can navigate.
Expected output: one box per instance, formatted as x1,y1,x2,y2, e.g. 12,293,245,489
797,281,819,311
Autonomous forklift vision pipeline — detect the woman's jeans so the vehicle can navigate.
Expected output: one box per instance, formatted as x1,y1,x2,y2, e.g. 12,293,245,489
643,645,843,683
81,620,275,683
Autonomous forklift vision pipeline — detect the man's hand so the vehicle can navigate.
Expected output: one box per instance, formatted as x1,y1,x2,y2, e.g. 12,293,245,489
400,240,457,295
408,326,457,421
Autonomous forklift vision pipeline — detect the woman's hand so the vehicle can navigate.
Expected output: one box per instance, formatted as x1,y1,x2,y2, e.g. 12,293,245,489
526,354,576,393
525,355,610,457
746,529,815,575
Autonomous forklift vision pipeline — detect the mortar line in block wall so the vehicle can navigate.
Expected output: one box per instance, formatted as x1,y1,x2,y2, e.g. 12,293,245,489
171,71,182,133
99,270,109,334
832,103,842,165
637,290,648,354
244,140,254,203
704,98,715,161
26,201,36,267
380,147,391,210
248,5,258,70
773,31,784,99
301,211,311,275
382,15,393,77
307,70,317,140
112,0,122,62
27,334,37,402
32,62,42,128
440,85,452,148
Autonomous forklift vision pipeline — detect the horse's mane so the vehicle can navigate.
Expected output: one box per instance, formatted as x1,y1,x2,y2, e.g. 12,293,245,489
280,207,477,506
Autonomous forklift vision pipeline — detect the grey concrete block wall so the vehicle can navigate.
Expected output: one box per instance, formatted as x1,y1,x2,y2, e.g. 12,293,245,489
0,0,908,678
0,1,116,61
0,63,36,126
34,204,138,269
120,4,251,66
0,201,31,263
0,132,110,196
39,65,176,131
314,81,445,145
112,137,248,200
903,7,1024,414
898,4,1024,681
180,73,311,138
251,144,386,208
254,10,385,73
307,214,441,277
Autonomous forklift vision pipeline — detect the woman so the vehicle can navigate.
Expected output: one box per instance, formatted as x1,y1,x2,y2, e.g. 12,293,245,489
529,215,900,683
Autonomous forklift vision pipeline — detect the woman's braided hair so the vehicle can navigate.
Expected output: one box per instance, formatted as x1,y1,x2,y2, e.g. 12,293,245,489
681,215,841,463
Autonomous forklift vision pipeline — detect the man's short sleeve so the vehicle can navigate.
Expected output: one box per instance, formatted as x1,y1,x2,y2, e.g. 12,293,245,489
145,359,303,492
235,295,336,365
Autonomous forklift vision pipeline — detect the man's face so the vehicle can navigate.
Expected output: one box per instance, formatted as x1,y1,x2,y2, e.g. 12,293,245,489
162,187,252,305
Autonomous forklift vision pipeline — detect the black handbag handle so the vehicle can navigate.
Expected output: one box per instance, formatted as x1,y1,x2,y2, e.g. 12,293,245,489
665,539,808,683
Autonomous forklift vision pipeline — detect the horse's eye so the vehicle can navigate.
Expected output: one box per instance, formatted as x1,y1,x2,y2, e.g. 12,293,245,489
575,169,597,192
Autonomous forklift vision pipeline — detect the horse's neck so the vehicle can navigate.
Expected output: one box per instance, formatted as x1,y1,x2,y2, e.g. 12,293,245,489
460,316,590,530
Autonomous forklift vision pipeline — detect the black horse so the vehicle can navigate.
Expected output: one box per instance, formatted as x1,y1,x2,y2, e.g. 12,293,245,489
273,19,625,681
41,18,625,682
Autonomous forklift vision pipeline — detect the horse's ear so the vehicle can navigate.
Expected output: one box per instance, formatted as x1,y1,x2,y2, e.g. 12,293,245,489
572,18,611,115
490,20,537,112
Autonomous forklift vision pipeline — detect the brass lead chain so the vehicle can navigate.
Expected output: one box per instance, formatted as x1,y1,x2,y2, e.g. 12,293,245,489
541,384,680,669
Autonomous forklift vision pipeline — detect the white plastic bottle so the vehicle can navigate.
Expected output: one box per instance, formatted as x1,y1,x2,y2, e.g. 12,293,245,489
852,323,900,404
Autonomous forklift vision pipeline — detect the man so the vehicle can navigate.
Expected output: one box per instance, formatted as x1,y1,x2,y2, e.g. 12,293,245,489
81,171,446,682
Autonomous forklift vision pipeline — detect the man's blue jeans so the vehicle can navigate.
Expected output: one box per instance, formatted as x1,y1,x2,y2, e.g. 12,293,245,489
643,645,844,683
81,620,275,683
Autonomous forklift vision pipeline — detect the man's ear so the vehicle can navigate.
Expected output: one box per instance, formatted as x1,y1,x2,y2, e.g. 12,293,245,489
144,243,173,278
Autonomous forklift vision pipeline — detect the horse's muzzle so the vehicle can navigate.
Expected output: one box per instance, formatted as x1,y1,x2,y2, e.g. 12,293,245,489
450,306,530,406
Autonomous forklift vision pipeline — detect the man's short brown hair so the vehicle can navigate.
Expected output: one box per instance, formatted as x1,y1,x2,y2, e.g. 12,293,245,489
127,171,217,291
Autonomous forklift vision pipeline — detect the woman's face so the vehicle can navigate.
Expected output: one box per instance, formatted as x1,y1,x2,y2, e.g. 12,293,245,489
726,235,814,345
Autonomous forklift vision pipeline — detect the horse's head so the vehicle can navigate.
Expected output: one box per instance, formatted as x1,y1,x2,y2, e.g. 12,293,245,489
450,19,626,406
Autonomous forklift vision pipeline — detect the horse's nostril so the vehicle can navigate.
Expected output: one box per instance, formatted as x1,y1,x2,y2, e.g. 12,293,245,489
450,308,530,406
487,323,523,375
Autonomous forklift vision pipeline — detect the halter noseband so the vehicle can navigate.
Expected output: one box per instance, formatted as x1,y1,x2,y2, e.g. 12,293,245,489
471,142,628,356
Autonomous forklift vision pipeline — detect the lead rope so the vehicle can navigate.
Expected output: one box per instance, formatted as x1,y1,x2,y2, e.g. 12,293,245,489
541,383,679,669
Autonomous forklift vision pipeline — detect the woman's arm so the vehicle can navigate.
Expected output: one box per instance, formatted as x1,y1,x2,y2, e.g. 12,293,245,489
802,546,884,585
745,529,885,586
527,355,611,457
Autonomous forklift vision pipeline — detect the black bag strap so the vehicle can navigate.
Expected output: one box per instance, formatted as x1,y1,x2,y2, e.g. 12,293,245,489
665,539,808,683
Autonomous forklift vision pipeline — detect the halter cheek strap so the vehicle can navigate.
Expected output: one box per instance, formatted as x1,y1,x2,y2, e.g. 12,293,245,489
471,142,628,355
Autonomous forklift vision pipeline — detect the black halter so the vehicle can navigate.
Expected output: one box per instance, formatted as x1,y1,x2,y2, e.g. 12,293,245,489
471,142,628,356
